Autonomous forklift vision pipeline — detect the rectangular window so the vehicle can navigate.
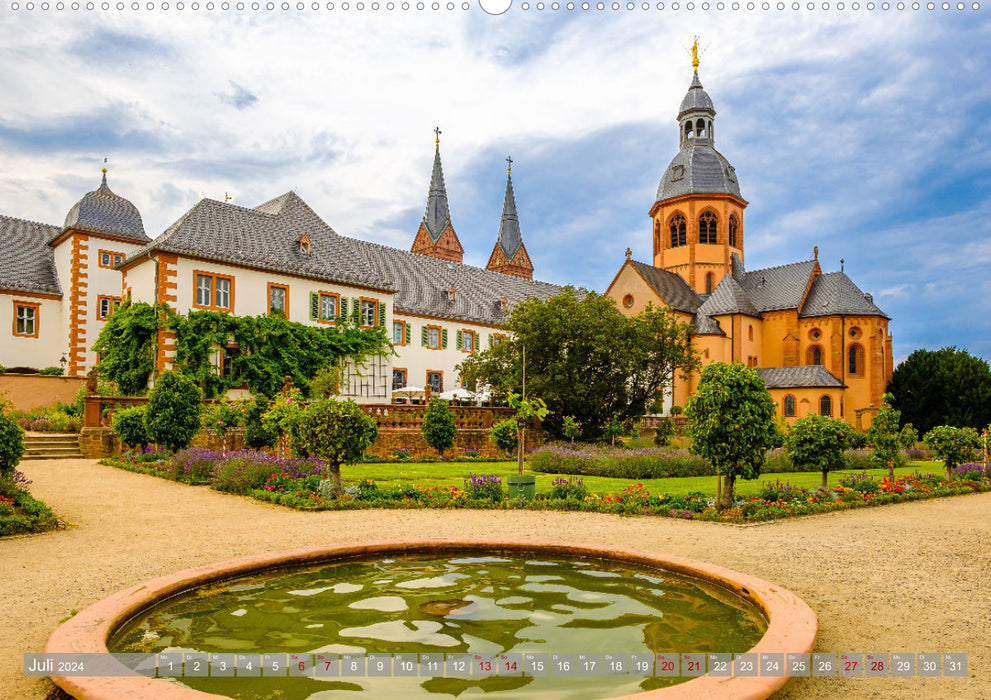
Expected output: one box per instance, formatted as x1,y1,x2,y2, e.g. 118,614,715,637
193,271,234,311
426,371,443,393
461,330,475,353
99,250,125,269
319,292,338,322
13,301,39,337
360,298,378,328
492,333,506,347
268,283,289,317
393,320,406,345
428,325,441,349
97,295,122,320
392,368,407,390
222,345,240,378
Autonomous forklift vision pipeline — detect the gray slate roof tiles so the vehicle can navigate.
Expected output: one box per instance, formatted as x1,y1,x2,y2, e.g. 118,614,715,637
130,192,393,291
349,236,563,325
628,260,702,314
739,260,818,312
62,173,150,243
423,145,452,242
800,271,889,319
757,365,845,389
656,144,743,201
496,172,523,261
696,273,761,318
0,216,62,295
678,70,716,118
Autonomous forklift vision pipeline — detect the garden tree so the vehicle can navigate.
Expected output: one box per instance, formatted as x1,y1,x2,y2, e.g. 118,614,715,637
91,300,165,395
888,347,991,434
422,398,457,459
508,392,549,475
652,417,675,447
294,398,378,495
561,416,581,444
145,371,204,453
0,403,25,477
111,406,149,451
457,289,697,439
899,423,919,449
924,425,981,474
786,415,851,488
685,362,780,511
867,393,903,479
490,419,518,455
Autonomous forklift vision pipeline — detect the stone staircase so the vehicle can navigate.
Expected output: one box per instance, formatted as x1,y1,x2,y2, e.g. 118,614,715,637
22,433,83,460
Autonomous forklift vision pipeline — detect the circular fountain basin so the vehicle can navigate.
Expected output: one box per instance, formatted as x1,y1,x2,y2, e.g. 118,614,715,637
46,540,817,700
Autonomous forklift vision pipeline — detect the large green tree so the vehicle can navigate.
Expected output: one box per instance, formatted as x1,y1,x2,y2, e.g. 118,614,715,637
457,289,697,439
685,362,780,511
294,399,378,495
786,414,851,488
888,347,991,434
145,371,203,453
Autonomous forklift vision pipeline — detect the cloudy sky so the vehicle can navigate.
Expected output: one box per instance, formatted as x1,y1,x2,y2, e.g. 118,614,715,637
1,5,988,362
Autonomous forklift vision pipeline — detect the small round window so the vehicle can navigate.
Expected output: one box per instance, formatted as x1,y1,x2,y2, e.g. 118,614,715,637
809,328,822,341
849,326,861,339
623,294,635,309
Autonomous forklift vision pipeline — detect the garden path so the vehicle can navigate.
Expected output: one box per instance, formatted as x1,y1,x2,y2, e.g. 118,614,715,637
3,458,989,699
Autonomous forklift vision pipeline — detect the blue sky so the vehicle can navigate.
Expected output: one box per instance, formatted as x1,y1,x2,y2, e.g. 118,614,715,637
1,6,989,363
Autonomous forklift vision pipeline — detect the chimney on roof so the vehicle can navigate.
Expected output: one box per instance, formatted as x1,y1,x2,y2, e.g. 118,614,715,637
448,285,456,302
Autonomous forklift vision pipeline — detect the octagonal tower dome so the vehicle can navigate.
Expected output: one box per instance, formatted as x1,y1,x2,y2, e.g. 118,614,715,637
62,170,149,242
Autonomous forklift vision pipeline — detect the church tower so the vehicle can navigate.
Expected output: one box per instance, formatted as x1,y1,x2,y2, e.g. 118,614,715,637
410,128,464,263
650,41,747,295
486,157,534,279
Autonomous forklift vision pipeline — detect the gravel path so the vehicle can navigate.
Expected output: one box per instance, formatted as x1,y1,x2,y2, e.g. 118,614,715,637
3,458,988,699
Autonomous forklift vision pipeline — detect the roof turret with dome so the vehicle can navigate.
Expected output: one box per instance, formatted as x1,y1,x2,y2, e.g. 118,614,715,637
60,169,149,242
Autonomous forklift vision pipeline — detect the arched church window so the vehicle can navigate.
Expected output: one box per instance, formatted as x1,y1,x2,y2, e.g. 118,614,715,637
728,215,738,247
848,344,864,376
684,122,694,140
820,395,832,417
705,273,714,294
784,395,796,417
807,345,823,366
699,211,717,244
669,214,686,247
748,324,754,342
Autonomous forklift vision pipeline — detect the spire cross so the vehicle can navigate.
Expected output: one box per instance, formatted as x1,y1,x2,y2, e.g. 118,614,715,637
102,156,108,175
434,126,441,146
225,192,232,202
506,155,513,175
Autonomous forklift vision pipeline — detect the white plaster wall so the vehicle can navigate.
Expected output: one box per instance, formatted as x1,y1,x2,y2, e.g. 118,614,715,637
393,314,503,393
0,293,63,369
122,258,156,304
83,239,146,369
52,239,72,367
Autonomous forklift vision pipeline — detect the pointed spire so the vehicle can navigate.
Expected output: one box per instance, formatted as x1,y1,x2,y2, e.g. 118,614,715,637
497,158,523,260
100,157,109,190
423,128,452,242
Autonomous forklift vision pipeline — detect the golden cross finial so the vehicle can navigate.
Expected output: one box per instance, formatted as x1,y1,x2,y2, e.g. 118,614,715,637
692,37,700,70
625,247,632,260
506,155,513,175
225,192,232,202
434,126,441,146
102,157,108,175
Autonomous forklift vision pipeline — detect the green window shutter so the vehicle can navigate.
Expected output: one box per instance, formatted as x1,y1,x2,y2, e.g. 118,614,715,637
405,324,411,345
422,326,429,346
309,292,319,321
456,330,463,351
441,328,448,349
488,333,493,348
378,301,386,327
352,297,360,322
339,296,348,321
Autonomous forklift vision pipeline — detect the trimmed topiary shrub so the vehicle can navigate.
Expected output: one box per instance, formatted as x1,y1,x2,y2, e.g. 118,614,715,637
111,406,149,450
294,398,378,495
652,418,675,447
490,418,518,455
422,398,457,459
145,371,203,453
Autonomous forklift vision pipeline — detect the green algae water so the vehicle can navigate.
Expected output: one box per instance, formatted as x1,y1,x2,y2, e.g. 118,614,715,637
110,554,766,699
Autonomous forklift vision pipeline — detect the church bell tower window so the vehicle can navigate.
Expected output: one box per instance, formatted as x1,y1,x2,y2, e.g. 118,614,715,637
669,214,686,247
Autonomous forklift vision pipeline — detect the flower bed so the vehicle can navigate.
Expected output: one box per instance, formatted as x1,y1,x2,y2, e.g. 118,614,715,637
0,469,60,536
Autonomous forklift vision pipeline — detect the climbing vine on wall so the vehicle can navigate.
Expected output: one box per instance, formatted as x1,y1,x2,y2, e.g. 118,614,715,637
93,302,392,398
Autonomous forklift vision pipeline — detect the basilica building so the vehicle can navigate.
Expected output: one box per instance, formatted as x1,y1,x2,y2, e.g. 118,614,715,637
606,54,893,428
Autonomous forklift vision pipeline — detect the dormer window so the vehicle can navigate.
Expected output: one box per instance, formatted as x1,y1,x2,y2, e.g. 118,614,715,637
298,235,311,255
670,164,685,182
448,286,456,302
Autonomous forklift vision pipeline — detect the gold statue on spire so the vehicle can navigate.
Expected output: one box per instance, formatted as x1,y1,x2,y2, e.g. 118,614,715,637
692,37,700,70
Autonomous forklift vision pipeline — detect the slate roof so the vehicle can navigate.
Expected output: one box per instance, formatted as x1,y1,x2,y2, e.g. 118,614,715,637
739,260,819,313
757,365,845,389
696,273,761,318
800,271,889,319
656,145,743,201
496,172,523,261
628,259,702,314
62,173,149,243
690,312,725,336
348,236,563,325
127,192,392,291
0,216,62,295
422,144,452,242
678,70,715,118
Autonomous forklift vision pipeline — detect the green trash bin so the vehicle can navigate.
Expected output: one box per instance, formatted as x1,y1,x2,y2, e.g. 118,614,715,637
507,474,536,500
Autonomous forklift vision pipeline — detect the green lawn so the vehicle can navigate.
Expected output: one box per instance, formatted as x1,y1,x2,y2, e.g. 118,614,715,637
345,461,941,498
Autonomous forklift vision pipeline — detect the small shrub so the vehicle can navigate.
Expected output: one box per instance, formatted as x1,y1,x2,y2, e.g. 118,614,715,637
669,405,683,416
168,447,222,482
212,451,324,495
846,431,868,449
244,396,278,449
464,473,503,502
112,406,149,449
145,371,203,453
490,419,518,455
422,399,457,459
652,418,675,447
38,366,65,376
0,409,26,477
548,476,589,500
